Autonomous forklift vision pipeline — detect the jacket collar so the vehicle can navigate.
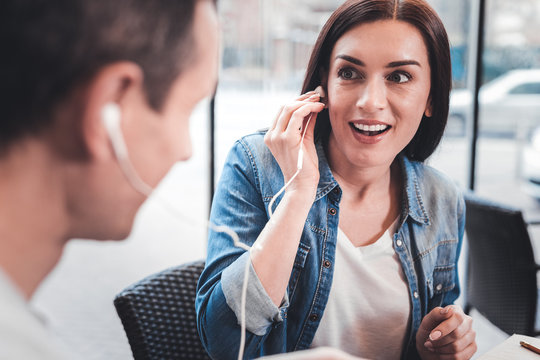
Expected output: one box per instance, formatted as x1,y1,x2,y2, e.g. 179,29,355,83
314,140,340,202
399,155,431,225
313,140,430,226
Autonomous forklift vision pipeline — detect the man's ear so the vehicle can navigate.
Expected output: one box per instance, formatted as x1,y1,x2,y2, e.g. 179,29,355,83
81,62,144,161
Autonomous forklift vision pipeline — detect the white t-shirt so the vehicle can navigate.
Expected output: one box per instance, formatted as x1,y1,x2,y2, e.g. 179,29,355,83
0,269,72,359
310,223,411,359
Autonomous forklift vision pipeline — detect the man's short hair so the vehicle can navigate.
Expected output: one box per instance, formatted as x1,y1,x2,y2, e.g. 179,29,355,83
0,0,215,152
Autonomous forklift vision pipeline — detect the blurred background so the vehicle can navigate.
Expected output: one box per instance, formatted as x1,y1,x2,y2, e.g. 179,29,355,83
32,0,540,358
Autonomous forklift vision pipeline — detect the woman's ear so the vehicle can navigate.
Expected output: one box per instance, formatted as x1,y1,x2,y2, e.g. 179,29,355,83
317,68,329,108
424,96,433,117
314,85,327,106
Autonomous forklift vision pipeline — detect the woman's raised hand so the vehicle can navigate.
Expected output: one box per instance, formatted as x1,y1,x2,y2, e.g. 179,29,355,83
264,91,325,197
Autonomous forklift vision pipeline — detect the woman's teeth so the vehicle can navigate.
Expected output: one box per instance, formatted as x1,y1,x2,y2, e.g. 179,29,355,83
351,123,390,136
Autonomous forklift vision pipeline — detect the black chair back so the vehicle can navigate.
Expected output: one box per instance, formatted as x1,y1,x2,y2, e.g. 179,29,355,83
464,194,538,336
114,260,211,360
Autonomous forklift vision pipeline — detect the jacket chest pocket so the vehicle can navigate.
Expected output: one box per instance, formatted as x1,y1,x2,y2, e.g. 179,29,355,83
428,264,456,308
288,242,310,300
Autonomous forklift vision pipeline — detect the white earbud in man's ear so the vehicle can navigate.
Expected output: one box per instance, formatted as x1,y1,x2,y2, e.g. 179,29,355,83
100,102,153,195
101,102,129,161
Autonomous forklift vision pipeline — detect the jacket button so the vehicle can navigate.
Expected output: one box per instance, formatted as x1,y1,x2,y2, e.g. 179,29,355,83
329,208,337,215
413,291,419,299
323,260,332,268
396,239,403,247
436,284,443,291
309,314,318,321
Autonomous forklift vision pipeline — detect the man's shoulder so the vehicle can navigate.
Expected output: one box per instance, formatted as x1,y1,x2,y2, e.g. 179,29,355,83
0,271,72,359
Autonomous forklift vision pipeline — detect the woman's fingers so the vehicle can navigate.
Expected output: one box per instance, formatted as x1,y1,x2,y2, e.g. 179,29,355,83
427,306,470,343
284,100,325,135
297,91,317,101
417,306,454,346
429,312,473,348
266,101,324,151
419,305,477,359
426,328,476,355
264,90,324,189
272,93,322,133
270,91,316,130
424,340,477,360
302,109,319,143
269,92,314,131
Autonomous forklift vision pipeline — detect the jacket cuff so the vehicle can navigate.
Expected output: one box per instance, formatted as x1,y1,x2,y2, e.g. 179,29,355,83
221,251,288,336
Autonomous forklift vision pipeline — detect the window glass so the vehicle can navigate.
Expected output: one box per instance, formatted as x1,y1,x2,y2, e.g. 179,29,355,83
508,82,540,95
474,0,540,230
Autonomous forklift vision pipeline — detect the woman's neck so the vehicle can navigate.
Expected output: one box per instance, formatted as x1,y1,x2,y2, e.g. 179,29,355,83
326,140,400,203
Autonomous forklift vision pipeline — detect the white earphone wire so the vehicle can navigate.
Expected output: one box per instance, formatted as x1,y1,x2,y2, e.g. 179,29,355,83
267,112,313,217
102,103,250,360
103,101,315,360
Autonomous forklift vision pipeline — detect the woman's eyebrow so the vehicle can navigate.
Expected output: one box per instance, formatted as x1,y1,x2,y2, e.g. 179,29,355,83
335,54,364,66
336,54,421,68
386,60,421,68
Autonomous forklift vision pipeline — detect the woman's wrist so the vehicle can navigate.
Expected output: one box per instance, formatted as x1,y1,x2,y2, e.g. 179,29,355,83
282,186,318,210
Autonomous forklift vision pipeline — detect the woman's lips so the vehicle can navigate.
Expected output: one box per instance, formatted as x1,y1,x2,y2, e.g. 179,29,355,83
351,122,390,135
348,122,391,144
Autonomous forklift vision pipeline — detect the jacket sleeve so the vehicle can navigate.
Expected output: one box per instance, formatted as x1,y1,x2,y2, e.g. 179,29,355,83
195,139,288,360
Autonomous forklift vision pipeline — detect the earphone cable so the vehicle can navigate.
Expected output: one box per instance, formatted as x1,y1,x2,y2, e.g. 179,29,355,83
107,124,250,360
267,113,312,217
105,104,313,360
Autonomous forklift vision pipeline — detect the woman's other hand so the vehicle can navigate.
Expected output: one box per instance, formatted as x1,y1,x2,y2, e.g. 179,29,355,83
416,305,477,360
264,91,325,197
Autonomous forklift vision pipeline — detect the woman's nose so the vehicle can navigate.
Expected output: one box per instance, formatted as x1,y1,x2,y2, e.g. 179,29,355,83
356,78,387,113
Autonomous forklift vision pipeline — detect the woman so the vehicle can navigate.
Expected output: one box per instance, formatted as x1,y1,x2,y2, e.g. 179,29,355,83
196,1,477,359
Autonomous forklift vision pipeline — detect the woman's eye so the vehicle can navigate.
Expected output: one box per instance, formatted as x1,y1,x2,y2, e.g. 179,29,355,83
338,68,359,80
388,72,411,83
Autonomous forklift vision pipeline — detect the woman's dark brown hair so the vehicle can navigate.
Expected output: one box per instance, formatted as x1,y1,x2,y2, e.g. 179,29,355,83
302,0,451,162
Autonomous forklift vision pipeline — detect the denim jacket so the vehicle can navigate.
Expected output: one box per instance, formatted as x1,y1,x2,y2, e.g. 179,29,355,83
196,131,465,360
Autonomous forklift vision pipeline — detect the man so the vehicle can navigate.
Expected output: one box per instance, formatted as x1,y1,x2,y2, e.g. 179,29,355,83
0,1,360,359
0,0,219,358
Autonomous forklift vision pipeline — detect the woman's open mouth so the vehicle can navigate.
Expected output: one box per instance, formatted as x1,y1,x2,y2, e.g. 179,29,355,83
349,122,391,136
